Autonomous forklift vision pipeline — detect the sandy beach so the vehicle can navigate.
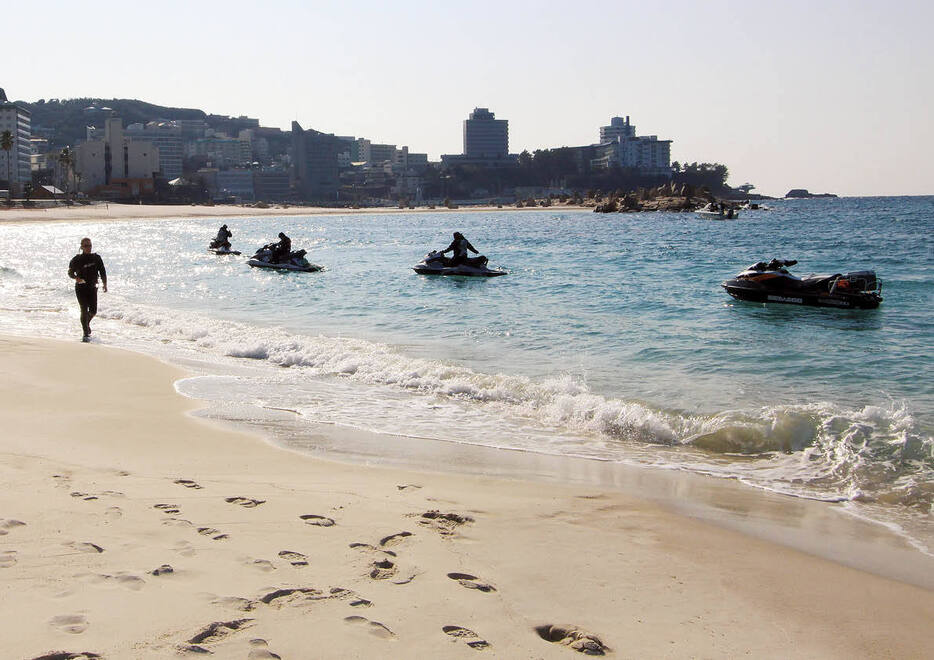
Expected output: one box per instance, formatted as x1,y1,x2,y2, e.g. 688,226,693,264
1,335,932,659
0,201,570,225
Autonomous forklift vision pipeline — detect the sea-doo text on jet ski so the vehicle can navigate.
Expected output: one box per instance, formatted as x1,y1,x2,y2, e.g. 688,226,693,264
412,251,507,277
722,259,882,309
247,243,323,272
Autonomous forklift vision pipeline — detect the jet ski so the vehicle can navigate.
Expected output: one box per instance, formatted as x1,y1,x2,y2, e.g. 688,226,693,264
722,259,882,309
412,250,507,277
247,243,323,272
208,238,240,255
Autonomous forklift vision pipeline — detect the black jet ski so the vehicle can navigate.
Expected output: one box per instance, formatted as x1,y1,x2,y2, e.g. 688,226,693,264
208,238,240,255
413,250,507,277
247,243,323,273
722,259,882,309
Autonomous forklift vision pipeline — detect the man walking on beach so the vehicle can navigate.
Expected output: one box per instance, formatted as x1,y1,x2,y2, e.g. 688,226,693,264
68,237,107,342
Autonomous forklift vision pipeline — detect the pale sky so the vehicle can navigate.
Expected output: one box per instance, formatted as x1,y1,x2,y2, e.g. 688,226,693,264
6,0,933,196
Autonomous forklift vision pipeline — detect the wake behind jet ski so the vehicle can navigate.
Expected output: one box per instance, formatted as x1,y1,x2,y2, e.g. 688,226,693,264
247,242,323,273
722,259,882,309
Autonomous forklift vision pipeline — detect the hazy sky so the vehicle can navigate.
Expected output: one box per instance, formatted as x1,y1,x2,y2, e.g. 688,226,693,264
6,0,932,196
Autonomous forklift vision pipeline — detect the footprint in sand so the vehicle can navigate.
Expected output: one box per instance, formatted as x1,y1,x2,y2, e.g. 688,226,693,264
50,614,89,634
173,541,196,557
344,615,395,639
187,618,254,645
29,653,102,660
259,587,321,606
70,491,98,501
248,638,282,659
64,542,104,554
174,479,203,489
278,550,308,566
299,514,335,527
78,572,145,591
447,572,497,593
154,503,181,515
369,559,397,580
0,518,26,535
226,496,266,508
103,506,122,522
379,531,413,548
535,624,609,655
250,559,277,573
443,625,491,650
396,484,422,491
198,527,229,540
0,550,17,568
150,564,174,576
417,510,474,536
212,596,257,612
52,473,73,489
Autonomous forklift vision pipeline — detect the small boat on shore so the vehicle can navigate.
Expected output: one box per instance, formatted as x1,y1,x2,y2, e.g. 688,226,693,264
722,259,882,309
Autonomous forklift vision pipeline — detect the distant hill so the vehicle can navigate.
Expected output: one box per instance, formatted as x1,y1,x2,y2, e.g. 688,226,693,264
15,97,246,150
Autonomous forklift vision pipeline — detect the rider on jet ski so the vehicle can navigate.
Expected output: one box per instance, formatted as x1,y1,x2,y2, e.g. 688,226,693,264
272,232,291,263
213,224,232,249
441,232,479,266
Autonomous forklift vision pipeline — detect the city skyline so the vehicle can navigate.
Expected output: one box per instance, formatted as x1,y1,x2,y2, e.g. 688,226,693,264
5,0,933,197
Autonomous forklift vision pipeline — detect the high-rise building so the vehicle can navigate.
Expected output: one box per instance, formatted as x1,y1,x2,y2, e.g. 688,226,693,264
125,121,184,179
291,121,341,201
599,116,636,143
0,88,32,194
464,107,508,159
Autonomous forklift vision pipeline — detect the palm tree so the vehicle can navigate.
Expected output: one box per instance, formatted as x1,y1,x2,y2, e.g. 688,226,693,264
59,147,73,197
1,130,13,199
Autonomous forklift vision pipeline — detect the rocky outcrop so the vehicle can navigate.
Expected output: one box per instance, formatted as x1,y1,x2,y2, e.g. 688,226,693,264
785,189,837,198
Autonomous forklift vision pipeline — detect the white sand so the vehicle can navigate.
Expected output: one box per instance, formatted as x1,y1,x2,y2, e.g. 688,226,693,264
0,201,568,225
1,335,932,659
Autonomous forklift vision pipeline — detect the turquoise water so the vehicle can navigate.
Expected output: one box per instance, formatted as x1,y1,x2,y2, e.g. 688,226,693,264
0,197,931,545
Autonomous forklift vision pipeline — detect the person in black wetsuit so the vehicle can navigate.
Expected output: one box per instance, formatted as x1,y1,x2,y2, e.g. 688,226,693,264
272,232,291,263
213,224,232,249
440,232,478,266
68,237,107,342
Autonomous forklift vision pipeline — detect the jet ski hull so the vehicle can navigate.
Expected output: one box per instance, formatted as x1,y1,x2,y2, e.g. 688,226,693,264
413,265,507,277
722,279,881,309
210,249,241,255
247,259,322,273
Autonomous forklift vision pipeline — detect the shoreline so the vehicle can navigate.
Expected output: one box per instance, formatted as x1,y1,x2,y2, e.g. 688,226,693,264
2,335,932,658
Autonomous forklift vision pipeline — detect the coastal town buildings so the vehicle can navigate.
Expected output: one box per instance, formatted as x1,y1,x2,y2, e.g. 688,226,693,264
75,117,159,196
0,88,32,195
562,116,672,178
291,121,341,201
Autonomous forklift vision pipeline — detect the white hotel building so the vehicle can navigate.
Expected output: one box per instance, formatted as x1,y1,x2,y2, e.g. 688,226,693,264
0,88,32,194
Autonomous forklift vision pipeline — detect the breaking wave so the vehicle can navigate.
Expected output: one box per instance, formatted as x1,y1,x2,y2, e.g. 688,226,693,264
101,301,933,514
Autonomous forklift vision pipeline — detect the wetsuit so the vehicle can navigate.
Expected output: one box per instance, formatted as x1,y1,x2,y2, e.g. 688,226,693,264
214,226,232,248
273,234,291,263
441,236,478,266
68,253,107,337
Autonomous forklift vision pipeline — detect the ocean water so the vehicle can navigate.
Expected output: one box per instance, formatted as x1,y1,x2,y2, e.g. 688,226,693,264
1,197,931,548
